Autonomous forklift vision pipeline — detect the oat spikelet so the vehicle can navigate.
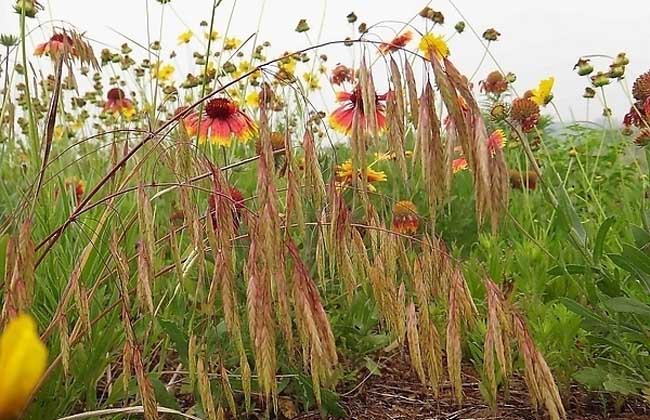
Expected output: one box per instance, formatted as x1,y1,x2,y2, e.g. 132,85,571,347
419,309,443,394
446,268,478,402
197,357,217,420
59,315,70,376
133,346,159,420
302,129,326,211
1,221,35,321
418,81,446,220
287,239,338,407
220,363,237,417
483,278,513,407
358,59,379,138
512,311,566,420
406,302,426,384
405,60,419,127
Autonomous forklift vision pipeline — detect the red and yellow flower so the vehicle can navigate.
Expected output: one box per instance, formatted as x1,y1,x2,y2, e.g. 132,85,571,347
378,31,413,55
329,87,387,135
183,97,257,146
392,200,419,235
103,88,135,118
34,32,75,58
335,159,387,191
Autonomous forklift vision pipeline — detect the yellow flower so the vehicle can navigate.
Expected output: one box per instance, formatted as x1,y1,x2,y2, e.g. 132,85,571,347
335,159,387,191
204,30,220,41
151,62,175,82
418,33,449,61
246,90,260,108
177,30,193,45
0,314,48,420
302,72,320,91
530,77,554,106
53,125,64,141
223,37,240,50
279,58,296,77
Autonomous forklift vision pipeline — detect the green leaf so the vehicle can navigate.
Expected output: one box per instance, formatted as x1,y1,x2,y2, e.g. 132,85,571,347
364,356,381,376
603,375,641,396
605,297,650,317
158,319,189,364
555,184,587,250
594,217,615,263
574,367,607,389
558,298,607,328
631,225,650,251
150,375,181,410
608,253,650,291
547,264,598,276
0,235,8,282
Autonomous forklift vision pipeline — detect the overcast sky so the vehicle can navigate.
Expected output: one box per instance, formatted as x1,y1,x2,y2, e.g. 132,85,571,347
3,0,649,123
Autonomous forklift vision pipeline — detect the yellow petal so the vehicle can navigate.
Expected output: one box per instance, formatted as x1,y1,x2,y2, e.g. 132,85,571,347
0,314,48,419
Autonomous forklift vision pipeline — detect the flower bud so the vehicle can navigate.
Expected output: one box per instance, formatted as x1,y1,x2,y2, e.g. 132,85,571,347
482,28,501,42
614,52,629,67
295,19,310,33
346,12,357,23
609,64,625,79
573,58,593,76
591,71,610,87
14,0,42,18
455,21,466,33
583,87,596,99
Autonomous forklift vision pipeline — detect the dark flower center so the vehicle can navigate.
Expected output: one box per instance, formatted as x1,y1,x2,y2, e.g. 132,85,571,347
205,98,237,119
51,33,73,45
107,88,126,101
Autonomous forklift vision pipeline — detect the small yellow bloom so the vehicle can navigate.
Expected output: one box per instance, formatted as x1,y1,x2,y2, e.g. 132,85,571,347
223,37,241,50
0,314,48,420
335,159,387,191
53,125,64,141
418,33,449,61
246,90,260,109
204,30,220,41
151,62,175,82
530,77,554,106
279,59,296,77
302,72,320,91
177,30,193,45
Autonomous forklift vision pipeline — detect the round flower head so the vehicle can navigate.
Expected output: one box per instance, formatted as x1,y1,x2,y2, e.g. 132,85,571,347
418,33,449,61
183,97,257,146
481,71,508,95
330,64,355,86
511,97,540,132
335,159,387,191
328,86,387,135
392,200,419,235
103,88,135,118
34,32,75,59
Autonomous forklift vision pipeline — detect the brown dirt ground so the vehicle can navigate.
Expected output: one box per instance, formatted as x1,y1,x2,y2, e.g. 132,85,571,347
291,352,650,420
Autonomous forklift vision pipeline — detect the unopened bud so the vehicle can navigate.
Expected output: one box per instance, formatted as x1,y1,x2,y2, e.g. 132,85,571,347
573,58,593,76
591,71,610,87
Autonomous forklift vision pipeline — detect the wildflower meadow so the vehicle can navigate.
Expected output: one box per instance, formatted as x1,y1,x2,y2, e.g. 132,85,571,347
1,1,650,419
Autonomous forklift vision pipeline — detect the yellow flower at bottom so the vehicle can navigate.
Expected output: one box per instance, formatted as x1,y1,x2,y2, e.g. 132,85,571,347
418,33,449,61
0,314,48,420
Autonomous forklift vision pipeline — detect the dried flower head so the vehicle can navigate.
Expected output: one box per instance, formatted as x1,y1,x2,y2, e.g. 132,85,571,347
481,71,508,95
378,31,413,55
509,170,538,190
632,71,650,102
482,28,501,41
330,64,355,86
511,97,540,132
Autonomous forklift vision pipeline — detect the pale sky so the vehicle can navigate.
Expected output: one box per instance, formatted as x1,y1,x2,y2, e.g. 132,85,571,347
3,0,650,123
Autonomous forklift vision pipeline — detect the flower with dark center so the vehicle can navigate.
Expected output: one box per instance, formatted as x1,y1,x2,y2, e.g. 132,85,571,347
328,86,387,135
34,33,75,58
183,97,256,145
509,170,538,190
103,88,135,117
392,201,419,235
